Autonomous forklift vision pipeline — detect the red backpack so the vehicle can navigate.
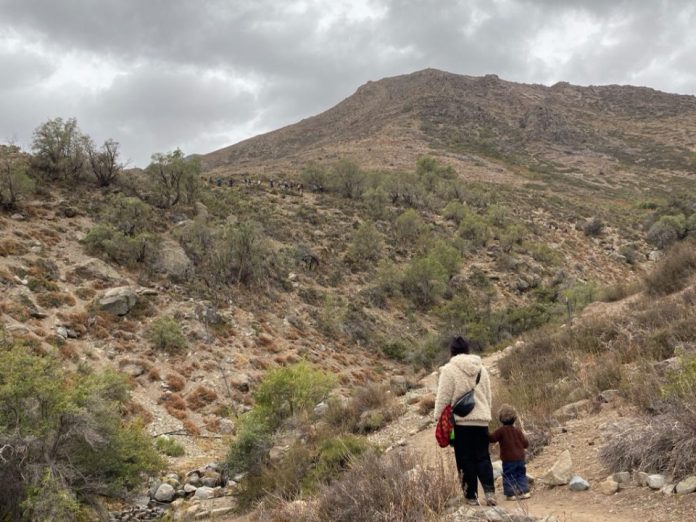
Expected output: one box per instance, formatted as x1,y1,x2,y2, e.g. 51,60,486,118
435,404,455,448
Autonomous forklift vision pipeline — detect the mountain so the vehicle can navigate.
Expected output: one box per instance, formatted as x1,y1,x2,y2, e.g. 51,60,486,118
201,68,696,180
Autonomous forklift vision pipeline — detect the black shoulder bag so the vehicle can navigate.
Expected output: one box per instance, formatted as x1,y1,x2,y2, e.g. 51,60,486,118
452,371,481,417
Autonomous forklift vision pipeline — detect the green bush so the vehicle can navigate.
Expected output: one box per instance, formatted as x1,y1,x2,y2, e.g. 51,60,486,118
442,200,466,222
647,214,686,249
83,224,160,267
362,187,389,219
0,341,162,520
394,208,425,245
225,409,273,476
254,362,336,424
30,117,89,183
329,159,364,199
0,145,35,210
300,161,328,189
145,148,201,208
644,239,696,296
458,211,491,246
305,435,372,488
154,435,186,457
147,317,187,352
426,239,461,278
346,221,382,267
401,256,448,308
583,217,604,237
106,195,153,236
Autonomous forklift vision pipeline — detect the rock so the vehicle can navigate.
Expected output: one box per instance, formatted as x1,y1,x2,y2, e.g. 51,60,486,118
120,361,146,377
209,508,233,518
598,478,619,495
492,460,503,479
647,474,665,490
390,375,410,396
314,401,329,416
634,471,649,486
56,326,69,339
675,476,696,494
598,389,620,403
553,399,592,420
98,286,137,315
183,484,197,494
11,213,24,220
185,471,202,487
218,418,235,434
648,250,663,262
193,486,215,500
661,484,675,496
195,202,209,221
154,483,175,502
612,471,631,484
200,471,222,488
195,301,222,325
269,444,289,464
540,450,573,486
72,258,123,282
154,239,193,282
569,475,590,491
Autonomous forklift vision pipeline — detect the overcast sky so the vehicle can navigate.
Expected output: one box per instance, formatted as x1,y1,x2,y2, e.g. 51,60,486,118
1,0,695,166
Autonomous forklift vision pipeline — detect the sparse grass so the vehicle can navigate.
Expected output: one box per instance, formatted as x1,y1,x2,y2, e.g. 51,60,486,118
36,291,76,309
154,435,186,457
644,239,696,296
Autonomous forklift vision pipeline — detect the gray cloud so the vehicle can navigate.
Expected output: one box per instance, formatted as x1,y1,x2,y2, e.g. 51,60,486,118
0,0,694,165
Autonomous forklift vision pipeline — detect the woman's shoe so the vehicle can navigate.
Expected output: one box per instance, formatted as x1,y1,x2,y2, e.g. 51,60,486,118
485,492,497,506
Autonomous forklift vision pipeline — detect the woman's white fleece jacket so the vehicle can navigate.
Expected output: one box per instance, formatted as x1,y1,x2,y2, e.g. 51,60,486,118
433,354,492,427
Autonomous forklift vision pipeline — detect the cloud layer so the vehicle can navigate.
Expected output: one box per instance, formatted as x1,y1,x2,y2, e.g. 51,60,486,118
1,0,694,165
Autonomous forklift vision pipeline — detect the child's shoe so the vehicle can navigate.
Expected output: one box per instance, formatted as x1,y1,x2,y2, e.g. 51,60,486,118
465,498,478,506
505,495,516,501
519,492,531,499
485,492,497,506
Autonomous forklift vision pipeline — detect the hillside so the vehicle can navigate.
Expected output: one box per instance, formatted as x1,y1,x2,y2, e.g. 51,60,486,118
1,71,696,521
202,69,696,185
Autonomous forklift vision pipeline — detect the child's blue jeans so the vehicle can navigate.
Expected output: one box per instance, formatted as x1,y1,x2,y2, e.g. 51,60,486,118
502,460,529,497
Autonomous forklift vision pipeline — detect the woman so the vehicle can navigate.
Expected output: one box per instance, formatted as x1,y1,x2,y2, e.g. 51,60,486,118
434,336,496,506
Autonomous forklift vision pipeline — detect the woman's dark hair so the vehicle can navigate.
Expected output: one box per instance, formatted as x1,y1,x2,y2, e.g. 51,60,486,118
449,336,470,356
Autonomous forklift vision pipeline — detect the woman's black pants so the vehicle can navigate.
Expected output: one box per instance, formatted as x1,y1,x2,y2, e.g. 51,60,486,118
452,425,495,500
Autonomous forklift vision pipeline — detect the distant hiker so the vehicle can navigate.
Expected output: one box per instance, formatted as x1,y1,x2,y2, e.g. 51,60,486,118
434,336,496,506
489,404,530,501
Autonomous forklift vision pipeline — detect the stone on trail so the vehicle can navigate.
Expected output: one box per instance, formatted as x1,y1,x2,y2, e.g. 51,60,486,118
612,471,631,484
193,486,215,500
568,475,590,491
661,484,675,496
540,449,573,486
154,483,175,502
633,471,649,486
675,476,696,495
598,478,619,495
647,474,665,490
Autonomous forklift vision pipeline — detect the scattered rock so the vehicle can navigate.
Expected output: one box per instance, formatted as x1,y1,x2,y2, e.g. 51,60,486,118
230,373,252,392
648,250,663,262
98,286,137,316
73,258,123,282
661,484,675,496
11,213,24,220
612,471,631,484
598,478,619,495
540,450,573,486
183,483,197,494
634,471,649,486
569,475,590,491
390,375,410,396
200,471,222,488
647,474,665,490
195,201,209,221
154,239,193,282
120,361,147,378
154,483,175,502
675,476,696,495
193,486,216,500
553,399,592,420
314,401,329,416
598,389,620,403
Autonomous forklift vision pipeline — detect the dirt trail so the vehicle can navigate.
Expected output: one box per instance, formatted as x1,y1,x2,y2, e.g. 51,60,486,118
384,349,696,522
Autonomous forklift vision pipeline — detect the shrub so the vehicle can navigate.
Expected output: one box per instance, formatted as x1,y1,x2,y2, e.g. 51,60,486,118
329,159,364,198
154,435,186,457
147,317,187,352
83,224,160,267
426,239,461,278
87,137,122,187
30,117,89,183
458,211,490,246
647,214,686,249
313,451,458,522
225,408,273,475
254,362,336,424
394,209,425,245
346,221,382,267
583,217,604,237
644,240,696,296
442,200,466,222
0,145,34,210
145,148,201,208
106,195,153,236
305,435,372,488
401,256,448,308
300,161,328,189
362,187,389,219
207,221,275,286
186,385,218,410
0,342,162,519
486,204,509,228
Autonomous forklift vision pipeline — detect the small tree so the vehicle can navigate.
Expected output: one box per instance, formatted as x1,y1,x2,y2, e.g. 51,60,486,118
300,161,327,189
146,149,200,208
402,256,448,308
346,221,382,267
87,138,122,187
0,145,34,210
330,159,364,199
31,117,89,182
208,222,274,286
394,208,425,244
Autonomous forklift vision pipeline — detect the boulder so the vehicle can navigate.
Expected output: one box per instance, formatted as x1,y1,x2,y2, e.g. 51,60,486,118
553,399,592,420
154,483,175,502
634,471,649,486
540,450,573,486
598,478,619,495
120,361,146,377
661,484,675,496
598,389,620,403
201,471,222,488
154,239,193,282
98,286,137,315
569,475,590,491
72,258,123,283
675,476,696,495
195,202,209,221
183,484,197,494
390,375,410,396
647,474,665,490
313,401,329,417
193,486,215,500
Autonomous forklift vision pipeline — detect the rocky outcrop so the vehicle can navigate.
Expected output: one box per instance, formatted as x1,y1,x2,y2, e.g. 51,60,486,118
540,450,573,486
98,286,138,315
153,239,193,282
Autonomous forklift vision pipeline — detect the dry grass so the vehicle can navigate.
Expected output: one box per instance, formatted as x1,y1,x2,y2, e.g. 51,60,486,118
0,239,27,256
186,385,218,410
35,291,76,309
644,239,696,296
165,373,186,392
182,418,201,436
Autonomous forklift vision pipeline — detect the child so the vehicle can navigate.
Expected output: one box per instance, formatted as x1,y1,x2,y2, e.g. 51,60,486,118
489,404,531,500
